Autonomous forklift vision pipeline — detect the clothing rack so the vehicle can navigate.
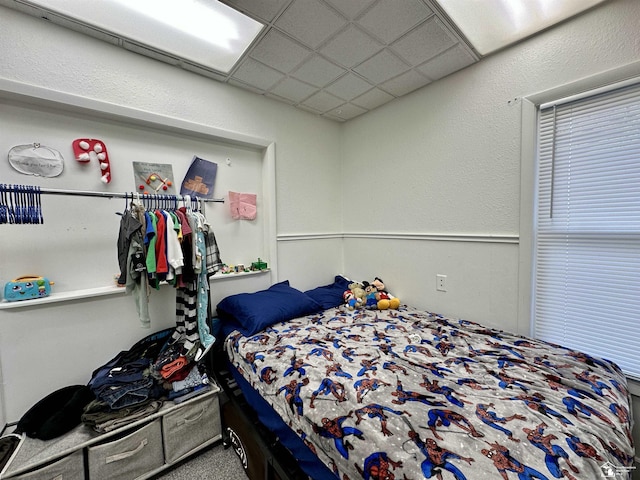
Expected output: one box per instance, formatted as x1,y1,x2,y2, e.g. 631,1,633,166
0,184,223,225
2,185,224,203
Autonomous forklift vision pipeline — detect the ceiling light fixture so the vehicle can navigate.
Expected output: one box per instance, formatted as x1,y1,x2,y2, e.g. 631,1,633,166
434,0,607,55
22,0,264,73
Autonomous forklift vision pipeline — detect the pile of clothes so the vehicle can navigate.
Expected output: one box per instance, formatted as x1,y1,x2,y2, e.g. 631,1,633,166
12,327,213,441
83,327,211,433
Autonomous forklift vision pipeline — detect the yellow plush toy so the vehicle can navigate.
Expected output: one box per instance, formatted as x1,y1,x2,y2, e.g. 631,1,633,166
371,277,400,310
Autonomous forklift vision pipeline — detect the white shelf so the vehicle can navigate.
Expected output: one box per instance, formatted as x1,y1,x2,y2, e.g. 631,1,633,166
0,269,270,310
0,285,126,309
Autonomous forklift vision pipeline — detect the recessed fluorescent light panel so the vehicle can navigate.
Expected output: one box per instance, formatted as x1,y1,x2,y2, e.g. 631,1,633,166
434,0,607,55
23,0,264,73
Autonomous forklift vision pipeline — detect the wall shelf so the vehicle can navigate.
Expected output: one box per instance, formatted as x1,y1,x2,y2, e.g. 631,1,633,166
0,269,270,310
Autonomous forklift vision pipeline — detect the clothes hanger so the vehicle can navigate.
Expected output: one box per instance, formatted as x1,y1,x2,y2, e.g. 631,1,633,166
0,185,7,224
37,186,43,224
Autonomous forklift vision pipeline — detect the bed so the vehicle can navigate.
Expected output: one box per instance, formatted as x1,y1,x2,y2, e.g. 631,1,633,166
214,278,635,480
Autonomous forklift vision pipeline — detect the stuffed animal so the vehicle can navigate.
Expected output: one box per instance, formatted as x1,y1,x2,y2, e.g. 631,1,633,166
344,281,366,310
370,277,400,310
363,282,379,308
343,290,359,310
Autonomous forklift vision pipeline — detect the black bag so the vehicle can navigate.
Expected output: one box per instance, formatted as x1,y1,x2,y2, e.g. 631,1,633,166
15,385,95,440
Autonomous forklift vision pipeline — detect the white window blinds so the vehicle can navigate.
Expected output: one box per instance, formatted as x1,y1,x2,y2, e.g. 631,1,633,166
535,81,640,380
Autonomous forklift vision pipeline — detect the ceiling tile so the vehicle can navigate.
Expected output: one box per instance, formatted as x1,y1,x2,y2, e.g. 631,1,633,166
358,0,432,44
326,103,368,121
249,29,312,74
231,58,285,91
380,69,430,97
291,54,346,87
264,92,297,106
275,0,348,49
269,77,317,103
301,90,345,112
353,49,411,84
8,0,564,123
351,88,395,110
416,45,476,80
325,73,374,101
227,78,267,95
322,0,376,20
220,0,289,22
297,104,324,115
391,17,457,67
319,25,382,68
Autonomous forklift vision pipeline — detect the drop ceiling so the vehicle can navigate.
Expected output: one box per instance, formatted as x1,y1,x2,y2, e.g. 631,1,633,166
1,0,606,122
221,0,480,121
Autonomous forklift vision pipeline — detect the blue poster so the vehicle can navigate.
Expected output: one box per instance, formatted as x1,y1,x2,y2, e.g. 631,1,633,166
180,155,218,199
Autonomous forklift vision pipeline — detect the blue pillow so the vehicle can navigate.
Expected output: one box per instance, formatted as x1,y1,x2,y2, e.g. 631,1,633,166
217,281,322,336
304,275,351,310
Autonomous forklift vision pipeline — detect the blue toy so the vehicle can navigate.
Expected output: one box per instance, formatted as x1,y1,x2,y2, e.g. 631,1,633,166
4,276,54,301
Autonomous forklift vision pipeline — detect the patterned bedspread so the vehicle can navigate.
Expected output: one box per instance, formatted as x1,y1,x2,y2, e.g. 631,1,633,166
224,305,634,480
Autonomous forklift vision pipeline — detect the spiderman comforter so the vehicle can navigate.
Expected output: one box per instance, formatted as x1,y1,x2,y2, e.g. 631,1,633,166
224,305,634,480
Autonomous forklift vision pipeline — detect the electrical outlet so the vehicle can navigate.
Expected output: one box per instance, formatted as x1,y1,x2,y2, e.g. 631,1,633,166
436,274,447,292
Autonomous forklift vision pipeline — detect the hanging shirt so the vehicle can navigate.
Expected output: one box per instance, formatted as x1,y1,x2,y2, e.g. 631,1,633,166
164,210,183,283
116,209,142,286
154,210,168,279
144,211,158,288
178,208,196,285
126,231,151,328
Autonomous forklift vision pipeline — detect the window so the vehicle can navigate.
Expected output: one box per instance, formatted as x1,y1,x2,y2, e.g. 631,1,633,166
534,80,640,380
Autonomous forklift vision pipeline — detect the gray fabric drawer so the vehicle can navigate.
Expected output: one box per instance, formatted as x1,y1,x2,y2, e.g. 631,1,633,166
162,392,221,464
87,420,163,480
10,450,85,480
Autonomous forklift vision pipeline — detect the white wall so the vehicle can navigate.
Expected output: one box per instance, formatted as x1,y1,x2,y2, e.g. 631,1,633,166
0,5,342,425
341,0,640,331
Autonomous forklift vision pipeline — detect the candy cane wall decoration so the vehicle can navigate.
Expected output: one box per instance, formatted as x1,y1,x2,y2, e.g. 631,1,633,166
72,138,112,184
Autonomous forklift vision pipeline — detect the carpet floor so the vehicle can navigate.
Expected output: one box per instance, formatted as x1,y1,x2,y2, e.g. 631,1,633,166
154,441,248,480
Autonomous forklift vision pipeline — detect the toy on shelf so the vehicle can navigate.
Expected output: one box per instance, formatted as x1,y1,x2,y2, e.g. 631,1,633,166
220,259,269,274
3,276,54,302
250,258,268,271
72,138,112,184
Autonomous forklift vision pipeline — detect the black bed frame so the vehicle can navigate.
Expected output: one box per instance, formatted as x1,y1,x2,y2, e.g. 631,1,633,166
207,347,310,480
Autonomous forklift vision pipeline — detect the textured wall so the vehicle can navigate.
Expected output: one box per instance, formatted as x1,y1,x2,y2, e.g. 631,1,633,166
0,5,343,423
341,0,640,328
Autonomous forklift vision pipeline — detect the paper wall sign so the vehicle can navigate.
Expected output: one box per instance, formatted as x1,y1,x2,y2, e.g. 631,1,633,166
229,191,257,220
8,143,64,177
133,161,176,194
181,156,217,199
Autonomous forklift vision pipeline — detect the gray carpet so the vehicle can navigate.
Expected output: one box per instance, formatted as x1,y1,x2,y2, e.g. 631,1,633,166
154,441,248,479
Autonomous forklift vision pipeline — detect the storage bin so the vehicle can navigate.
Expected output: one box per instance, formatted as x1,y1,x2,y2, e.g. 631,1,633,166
162,392,221,464
87,420,163,480
10,450,84,480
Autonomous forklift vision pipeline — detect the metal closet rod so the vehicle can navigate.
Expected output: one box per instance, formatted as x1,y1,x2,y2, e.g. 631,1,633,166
2,185,224,203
